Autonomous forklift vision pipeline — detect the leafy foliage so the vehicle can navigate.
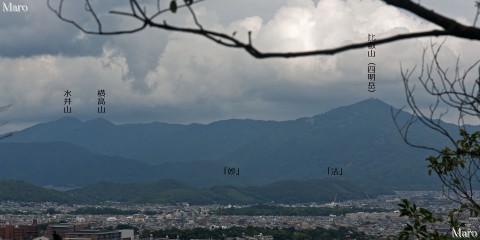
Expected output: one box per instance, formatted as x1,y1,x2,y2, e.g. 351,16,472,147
426,130,480,213
398,130,480,239
168,0,193,13
169,0,177,13
397,199,444,240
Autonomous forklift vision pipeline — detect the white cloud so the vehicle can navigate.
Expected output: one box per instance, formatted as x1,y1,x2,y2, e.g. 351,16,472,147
0,0,478,130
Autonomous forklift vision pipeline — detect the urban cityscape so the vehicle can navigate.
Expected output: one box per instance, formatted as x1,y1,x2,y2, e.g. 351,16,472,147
0,191,477,239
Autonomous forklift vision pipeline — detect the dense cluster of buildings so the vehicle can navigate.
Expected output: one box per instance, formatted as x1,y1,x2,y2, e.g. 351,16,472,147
0,220,38,240
0,191,479,239
0,220,134,240
47,224,133,240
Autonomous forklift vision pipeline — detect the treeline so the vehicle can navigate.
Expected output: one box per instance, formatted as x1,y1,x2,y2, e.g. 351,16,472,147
0,179,391,205
69,207,139,215
214,205,387,216
0,180,73,203
141,226,369,240
69,207,160,215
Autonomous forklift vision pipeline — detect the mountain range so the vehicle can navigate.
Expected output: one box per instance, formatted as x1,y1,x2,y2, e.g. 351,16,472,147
1,98,470,190
0,179,387,204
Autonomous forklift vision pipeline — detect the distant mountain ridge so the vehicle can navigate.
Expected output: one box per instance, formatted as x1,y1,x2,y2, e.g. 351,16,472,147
0,141,158,186
0,179,389,204
2,98,472,189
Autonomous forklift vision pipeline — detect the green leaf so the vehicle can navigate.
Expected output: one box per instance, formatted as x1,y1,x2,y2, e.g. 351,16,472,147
453,178,461,185
170,0,177,13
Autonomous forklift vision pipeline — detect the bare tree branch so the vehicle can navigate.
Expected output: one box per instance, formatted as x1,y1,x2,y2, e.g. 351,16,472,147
393,40,480,214
394,40,480,153
47,0,480,59
0,104,13,140
384,0,480,40
474,1,480,26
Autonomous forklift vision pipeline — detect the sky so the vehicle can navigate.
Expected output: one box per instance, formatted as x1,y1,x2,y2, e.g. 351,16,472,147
0,0,479,133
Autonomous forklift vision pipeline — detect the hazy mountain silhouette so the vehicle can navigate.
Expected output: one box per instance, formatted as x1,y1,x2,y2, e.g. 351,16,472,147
0,142,157,186
0,179,388,204
3,98,471,189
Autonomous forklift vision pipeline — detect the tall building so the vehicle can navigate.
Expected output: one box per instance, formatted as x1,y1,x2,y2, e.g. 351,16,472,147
0,219,39,240
0,225,14,240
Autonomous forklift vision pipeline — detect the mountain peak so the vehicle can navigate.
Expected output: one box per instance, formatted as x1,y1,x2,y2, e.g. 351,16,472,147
353,98,391,108
55,116,82,123
332,98,391,112
53,116,83,127
312,98,393,122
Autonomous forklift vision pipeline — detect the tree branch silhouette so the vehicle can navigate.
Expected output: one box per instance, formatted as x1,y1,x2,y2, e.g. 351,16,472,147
48,0,480,59
392,40,480,215
0,104,13,140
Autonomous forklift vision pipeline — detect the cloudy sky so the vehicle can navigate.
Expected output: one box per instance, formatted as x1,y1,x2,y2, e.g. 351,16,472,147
0,0,479,132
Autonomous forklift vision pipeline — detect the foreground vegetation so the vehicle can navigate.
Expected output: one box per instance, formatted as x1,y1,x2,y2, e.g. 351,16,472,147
141,226,369,240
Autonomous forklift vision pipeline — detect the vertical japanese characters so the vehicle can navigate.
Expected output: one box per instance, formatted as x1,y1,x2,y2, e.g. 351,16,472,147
98,89,106,113
367,34,376,92
63,89,108,114
64,90,72,113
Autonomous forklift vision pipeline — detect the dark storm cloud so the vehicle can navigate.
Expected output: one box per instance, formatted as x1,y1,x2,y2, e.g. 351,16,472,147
0,0,478,131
